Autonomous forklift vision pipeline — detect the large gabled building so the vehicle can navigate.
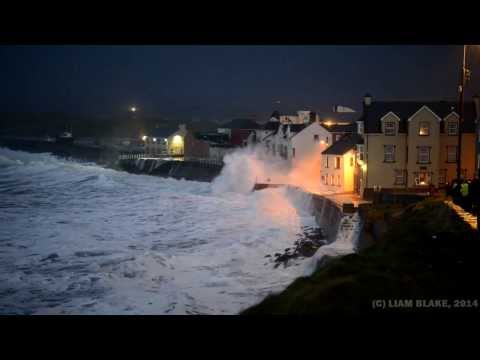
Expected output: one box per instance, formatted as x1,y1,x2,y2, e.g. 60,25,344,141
356,94,480,197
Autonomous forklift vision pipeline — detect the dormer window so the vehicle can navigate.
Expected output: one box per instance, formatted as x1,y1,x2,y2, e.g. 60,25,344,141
447,121,458,136
384,121,396,136
419,121,430,136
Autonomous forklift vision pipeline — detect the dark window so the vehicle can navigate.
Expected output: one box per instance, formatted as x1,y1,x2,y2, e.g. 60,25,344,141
384,121,396,136
292,147,296,158
313,134,319,142
335,157,341,169
384,145,395,162
446,146,458,163
417,146,431,164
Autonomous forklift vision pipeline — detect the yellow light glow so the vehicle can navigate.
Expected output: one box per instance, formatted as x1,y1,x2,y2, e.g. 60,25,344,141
172,135,183,146
323,120,335,127
141,135,147,141
361,163,367,171
320,140,325,144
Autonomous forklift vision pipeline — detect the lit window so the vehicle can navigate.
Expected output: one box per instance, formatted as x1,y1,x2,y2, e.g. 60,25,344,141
314,134,319,142
384,145,395,163
447,146,457,163
324,156,329,168
417,146,431,164
447,121,458,136
384,121,396,136
330,175,334,185
394,170,406,185
335,157,341,169
337,175,341,187
419,122,430,136
323,174,328,185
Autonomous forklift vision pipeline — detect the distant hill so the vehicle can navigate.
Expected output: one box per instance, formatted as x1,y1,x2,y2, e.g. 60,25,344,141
0,112,219,138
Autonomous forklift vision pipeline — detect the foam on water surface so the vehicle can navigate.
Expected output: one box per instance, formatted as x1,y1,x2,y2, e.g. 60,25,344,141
0,147,321,314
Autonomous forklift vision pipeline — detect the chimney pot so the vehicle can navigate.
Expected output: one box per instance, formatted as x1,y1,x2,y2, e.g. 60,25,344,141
364,93,372,107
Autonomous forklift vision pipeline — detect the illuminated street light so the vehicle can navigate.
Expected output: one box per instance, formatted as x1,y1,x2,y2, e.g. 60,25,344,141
130,106,137,113
153,138,157,142
141,135,147,141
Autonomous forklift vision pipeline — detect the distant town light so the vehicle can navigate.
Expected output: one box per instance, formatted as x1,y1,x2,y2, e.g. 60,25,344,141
324,120,334,127
141,135,147,141
130,106,137,112
172,135,183,146
153,137,157,142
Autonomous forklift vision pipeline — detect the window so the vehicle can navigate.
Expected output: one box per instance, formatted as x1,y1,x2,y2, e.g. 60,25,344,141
335,157,341,169
313,134,319,142
357,122,364,135
438,169,447,185
384,145,396,163
323,174,328,185
337,175,341,187
414,171,432,186
446,146,457,163
394,170,406,185
292,147,296,158
419,121,430,136
417,146,431,164
330,175,334,186
357,144,364,161
350,157,354,167
384,121,396,136
447,121,458,136
324,156,329,168
321,175,325,184
325,137,329,145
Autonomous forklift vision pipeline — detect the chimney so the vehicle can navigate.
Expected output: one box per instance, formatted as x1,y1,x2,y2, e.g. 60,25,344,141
363,93,372,107
473,94,480,123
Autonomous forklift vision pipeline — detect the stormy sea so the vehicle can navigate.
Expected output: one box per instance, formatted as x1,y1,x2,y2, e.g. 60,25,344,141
0,146,325,315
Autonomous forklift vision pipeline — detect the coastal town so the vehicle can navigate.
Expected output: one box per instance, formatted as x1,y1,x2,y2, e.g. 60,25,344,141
116,94,480,206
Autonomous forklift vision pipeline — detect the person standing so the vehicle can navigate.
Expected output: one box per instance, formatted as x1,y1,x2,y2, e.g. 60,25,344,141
460,180,470,212
470,170,480,233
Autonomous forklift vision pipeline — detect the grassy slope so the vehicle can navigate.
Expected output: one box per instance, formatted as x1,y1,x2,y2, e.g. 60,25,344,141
242,199,479,315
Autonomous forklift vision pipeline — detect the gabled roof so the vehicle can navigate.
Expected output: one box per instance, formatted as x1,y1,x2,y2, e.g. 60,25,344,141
359,101,478,133
220,118,262,130
322,133,363,155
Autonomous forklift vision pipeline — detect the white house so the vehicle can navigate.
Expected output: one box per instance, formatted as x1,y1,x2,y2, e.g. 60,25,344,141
321,133,364,193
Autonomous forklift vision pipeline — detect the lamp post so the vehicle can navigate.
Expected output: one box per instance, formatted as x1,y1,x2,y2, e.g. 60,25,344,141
457,45,467,181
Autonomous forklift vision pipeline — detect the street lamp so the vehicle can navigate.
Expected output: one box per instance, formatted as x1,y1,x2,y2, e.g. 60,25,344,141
457,45,469,181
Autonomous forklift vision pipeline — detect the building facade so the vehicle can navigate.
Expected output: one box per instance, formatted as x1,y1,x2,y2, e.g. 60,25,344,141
357,94,479,197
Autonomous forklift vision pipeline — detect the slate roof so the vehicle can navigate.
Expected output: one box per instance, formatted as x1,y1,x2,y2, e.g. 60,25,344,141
274,123,307,137
319,122,355,133
322,133,364,155
263,121,281,131
220,118,262,130
359,101,478,134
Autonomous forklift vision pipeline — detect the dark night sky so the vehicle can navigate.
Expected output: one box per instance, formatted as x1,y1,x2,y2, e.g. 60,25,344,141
1,45,479,123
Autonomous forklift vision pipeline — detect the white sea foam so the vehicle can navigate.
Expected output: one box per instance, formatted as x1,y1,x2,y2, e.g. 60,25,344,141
0,147,320,314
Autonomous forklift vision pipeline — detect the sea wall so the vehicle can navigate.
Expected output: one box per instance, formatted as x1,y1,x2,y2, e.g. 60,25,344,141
255,184,363,274
118,157,223,182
